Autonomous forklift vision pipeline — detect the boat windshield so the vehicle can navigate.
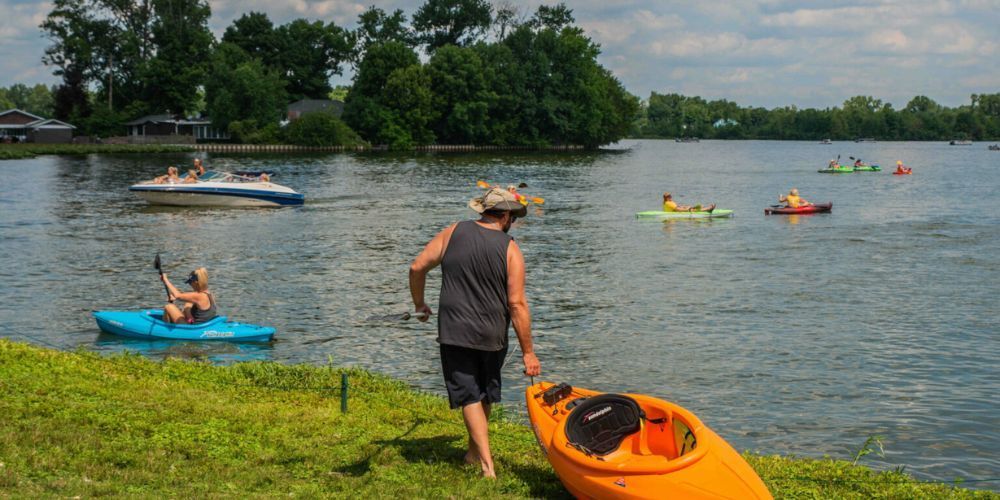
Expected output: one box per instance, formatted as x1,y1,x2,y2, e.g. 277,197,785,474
194,171,264,183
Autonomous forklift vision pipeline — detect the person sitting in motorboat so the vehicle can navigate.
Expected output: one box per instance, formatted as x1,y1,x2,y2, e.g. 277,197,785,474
153,166,180,184
663,192,716,213
160,267,218,324
258,172,271,182
193,158,206,175
778,188,810,208
895,160,912,174
183,169,200,183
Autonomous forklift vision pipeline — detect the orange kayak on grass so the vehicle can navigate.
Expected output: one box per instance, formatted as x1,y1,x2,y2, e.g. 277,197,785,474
526,382,771,500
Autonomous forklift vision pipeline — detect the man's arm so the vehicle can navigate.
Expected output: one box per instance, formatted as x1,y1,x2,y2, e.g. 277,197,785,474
507,240,540,376
408,224,456,321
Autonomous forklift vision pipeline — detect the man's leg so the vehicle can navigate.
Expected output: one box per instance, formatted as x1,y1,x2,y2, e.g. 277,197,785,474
464,402,491,464
461,401,495,478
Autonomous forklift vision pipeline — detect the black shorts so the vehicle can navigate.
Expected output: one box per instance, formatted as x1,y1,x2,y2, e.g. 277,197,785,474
440,343,508,409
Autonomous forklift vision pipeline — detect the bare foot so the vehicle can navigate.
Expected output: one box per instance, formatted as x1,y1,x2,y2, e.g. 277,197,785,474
481,462,496,479
463,450,479,465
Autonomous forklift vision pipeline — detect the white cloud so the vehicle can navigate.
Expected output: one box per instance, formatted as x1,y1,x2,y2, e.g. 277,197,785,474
1,0,997,109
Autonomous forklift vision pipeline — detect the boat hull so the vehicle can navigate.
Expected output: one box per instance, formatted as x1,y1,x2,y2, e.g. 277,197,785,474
636,209,734,219
765,202,832,215
129,179,304,207
527,382,771,500
93,310,275,341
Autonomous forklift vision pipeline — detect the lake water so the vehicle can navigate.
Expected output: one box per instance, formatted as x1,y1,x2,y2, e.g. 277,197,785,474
0,140,997,486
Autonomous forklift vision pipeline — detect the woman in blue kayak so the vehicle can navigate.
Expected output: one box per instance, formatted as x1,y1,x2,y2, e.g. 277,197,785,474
160,267,218,324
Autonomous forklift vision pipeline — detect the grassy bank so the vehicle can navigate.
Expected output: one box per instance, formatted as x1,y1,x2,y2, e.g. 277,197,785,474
0,340,993,498
0,144,193,159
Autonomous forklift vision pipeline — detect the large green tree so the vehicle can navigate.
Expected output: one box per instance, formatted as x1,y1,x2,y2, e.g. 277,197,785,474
426,45,493,143
204,43,288,130
412,0,492,51
141,0,214,115
353,6,415,62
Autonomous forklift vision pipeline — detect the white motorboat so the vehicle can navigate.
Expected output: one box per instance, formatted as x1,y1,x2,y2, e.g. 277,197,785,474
129,171,304,207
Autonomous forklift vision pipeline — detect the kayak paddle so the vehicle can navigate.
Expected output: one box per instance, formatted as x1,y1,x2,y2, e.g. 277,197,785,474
364,311,431,322
154,253,172,303
475,180,545,204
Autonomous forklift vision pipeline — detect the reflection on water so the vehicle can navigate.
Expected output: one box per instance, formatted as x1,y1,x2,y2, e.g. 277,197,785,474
0,141,997,486
93,333,274,364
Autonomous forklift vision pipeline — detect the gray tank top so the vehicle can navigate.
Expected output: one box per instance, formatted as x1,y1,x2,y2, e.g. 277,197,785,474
190,292,217,324
437,220,513,351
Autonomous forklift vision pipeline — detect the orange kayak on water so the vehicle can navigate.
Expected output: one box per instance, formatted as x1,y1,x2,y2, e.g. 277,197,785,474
526,382,772,500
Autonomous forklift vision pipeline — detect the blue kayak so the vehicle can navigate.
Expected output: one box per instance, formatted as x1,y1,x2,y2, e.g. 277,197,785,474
93,309,275,341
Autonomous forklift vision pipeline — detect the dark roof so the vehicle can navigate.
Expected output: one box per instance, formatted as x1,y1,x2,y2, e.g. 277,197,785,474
124,114,212,126
27,118,76,129
0,109,44,121
287,99,344,115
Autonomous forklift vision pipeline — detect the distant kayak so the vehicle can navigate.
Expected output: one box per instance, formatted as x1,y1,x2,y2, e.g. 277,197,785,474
893,170,912,175
818,166,854,173
526,381,772,500
636,209,733,219
764,202,832,215
93,309,275,341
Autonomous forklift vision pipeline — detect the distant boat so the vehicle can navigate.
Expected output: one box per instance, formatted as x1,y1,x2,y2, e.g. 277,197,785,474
675,137,700,143
854,137,876,143
949,140,972,145
989,144,999,151
820,139,832,144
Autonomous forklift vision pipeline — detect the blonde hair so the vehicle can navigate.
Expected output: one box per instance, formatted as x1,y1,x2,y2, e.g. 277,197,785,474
190,267,209,291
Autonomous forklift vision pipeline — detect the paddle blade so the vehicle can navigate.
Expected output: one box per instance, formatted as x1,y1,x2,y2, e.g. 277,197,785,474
476,180,490,189
154,253,161,271
530,196,545,205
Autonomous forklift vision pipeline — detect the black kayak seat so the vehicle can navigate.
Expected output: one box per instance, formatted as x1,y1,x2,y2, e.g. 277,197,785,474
564,394,643,456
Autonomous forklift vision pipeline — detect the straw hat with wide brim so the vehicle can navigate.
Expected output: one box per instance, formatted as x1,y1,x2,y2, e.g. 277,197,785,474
469,187,528,218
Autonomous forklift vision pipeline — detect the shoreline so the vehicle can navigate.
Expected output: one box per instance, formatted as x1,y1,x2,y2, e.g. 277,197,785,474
0,339,992,498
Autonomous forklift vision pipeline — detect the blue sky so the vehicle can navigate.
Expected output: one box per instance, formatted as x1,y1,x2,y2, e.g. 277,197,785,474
2,0,998,109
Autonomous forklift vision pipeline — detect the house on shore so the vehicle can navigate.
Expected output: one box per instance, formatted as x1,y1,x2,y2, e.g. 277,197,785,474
124,114,229,143
286,99,344,121
0,109,75,143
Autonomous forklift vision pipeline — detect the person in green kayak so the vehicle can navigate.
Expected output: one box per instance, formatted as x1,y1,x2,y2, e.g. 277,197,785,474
662,192,716,213
778,188,810,208
160,267,218,324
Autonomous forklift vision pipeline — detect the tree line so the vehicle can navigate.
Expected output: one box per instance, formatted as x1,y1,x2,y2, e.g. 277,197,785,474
32,0,1000,145
37,0,637,148
635,93,1000,141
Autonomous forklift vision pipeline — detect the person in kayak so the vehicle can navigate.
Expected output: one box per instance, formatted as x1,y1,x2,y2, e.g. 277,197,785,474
409,186,541,479
160,268,218,324
778,188,810,208
662,192,716,213
895,160,912,174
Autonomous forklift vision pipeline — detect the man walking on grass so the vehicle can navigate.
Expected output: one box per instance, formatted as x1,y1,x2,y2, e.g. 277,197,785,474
409,186,542,478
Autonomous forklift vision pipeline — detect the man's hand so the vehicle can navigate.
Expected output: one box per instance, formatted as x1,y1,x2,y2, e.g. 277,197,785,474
414,303,433,322
522,352,541,377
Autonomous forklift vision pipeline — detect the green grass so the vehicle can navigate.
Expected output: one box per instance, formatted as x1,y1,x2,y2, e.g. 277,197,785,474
0,144,193,159
0,340,994,498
